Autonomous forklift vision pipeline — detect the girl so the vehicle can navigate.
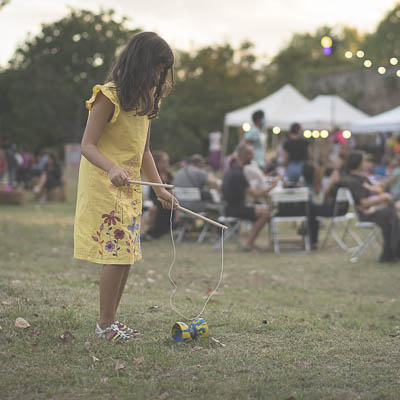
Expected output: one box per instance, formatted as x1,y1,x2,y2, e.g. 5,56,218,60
74,32,178,343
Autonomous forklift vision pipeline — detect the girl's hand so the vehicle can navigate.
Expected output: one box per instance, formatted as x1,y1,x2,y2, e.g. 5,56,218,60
108,165,130,187
156,188,179,210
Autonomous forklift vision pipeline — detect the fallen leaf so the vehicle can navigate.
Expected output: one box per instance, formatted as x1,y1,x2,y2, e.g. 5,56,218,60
51,247,59,253
147,269,156,275
15,317,30,329
12,280,21,285
192,346,203,351
159,392,169,400
221,310,229,314
32,329,44,336
131,332,141,338
146,277,155,284
100,377,108,383
59,331,75,343
92,356,100,362
84,341,91,347
148,305,160,311
211,337,226,347
133,357,144,366
1,300,12,305
389,331,400,337
115,360,125,371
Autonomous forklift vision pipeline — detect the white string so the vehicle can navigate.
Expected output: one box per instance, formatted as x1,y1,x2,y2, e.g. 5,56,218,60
167,192,224,321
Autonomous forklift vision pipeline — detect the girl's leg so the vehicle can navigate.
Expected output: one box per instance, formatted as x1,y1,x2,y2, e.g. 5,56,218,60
99,264,128,329
114,265,131,314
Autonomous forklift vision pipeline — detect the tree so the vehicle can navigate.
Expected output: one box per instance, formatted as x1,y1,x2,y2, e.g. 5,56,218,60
151,42,267,160
0,8,138,152
0,0,11,10
362,3,400,64
263,25,363,94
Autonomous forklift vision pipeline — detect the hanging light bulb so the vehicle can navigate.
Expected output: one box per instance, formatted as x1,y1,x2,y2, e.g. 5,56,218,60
303,130,312,138
364,60,372,68
378,66,386,75
242,122,251,132
272,126,281,134
390,57,399,66
356,50,365,58
345,51,353,59
320,130,329,138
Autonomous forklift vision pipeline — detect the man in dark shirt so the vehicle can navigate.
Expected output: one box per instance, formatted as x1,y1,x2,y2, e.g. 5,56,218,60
343,151,400,262
283,122,312,185
222,144,277,251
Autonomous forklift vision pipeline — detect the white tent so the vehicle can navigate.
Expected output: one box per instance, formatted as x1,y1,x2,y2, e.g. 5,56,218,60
224,84,310,129
285,95,369,130
351,105,400,134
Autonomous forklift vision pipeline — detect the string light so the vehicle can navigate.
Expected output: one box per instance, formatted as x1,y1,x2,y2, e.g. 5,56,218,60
321,36,333,56
320,130,329,138
312,130,320,139
242,122,251,132
272,126,281,134
345,48,400,77
342,130,352,139
303,130,312,138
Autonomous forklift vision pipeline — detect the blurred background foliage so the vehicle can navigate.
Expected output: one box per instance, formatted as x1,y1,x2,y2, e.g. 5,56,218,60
0,4,399,159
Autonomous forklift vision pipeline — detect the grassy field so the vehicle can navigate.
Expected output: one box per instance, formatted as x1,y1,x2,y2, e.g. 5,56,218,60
1,175,400,399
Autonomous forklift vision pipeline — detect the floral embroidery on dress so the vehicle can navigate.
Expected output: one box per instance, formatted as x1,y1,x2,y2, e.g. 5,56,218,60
92,210,141,257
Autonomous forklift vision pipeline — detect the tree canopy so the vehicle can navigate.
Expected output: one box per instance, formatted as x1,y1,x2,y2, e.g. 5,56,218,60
0,4,399,160
0,8,138,152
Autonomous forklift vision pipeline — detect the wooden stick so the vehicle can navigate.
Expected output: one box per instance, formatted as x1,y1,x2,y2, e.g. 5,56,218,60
128,179,174,189
178,205,228,230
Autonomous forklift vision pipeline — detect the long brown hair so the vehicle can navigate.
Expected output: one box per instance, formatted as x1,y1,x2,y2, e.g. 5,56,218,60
107,32,174,119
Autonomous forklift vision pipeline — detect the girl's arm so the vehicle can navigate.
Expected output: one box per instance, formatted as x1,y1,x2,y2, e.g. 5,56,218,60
80,92,129,187
141,125,178,209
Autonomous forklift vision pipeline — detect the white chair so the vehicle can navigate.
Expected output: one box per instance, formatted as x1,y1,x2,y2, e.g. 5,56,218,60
319,187,362,252
173,187,209,244
344,190,380,263
270,187,311,253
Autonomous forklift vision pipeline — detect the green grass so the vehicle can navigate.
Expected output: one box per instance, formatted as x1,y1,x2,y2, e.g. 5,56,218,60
1,174,400,399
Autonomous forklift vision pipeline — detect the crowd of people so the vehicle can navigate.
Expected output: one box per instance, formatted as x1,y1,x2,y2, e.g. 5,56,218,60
143,108,400,264
0,135,65,202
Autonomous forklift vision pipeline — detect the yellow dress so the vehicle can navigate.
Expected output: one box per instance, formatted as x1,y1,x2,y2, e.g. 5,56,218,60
74,82,149,265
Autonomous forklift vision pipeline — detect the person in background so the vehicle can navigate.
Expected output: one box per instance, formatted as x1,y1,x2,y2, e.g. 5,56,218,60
146,151,174,239
0,148,7,183
282,122,312,185
222,144,277,252
173,154,220,213
244,110,266,169
2,135,18,186
343,151,400,263
32,151,64,201
308,156,348,249
16,145,33,186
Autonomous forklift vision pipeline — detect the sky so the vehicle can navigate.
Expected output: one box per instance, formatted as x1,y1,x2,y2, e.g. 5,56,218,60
0,0,398,66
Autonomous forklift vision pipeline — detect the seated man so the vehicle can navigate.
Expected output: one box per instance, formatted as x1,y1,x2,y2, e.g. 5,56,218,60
343,151,400,262
222,144,277,252
173,154,220,213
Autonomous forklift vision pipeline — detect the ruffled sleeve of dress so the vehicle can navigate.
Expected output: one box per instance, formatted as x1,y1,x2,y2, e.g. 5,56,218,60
85,82,120,123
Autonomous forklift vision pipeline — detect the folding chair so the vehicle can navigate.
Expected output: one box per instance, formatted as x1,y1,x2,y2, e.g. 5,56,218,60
173,187,209,244
269,187,311,253
345,189,380,263
319,187,362,251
